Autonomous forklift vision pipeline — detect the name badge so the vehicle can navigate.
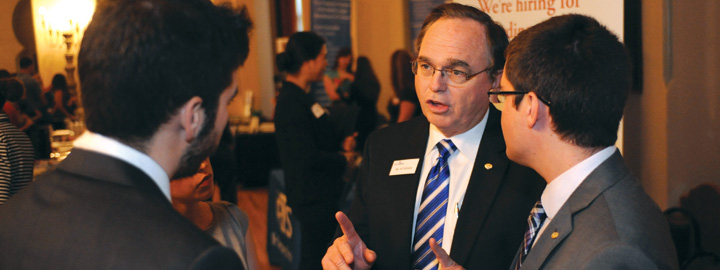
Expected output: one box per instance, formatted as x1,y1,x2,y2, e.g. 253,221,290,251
311,103,325,119
389,158,420,176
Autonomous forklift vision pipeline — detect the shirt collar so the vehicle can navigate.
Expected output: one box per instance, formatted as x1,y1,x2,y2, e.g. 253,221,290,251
426,108,489,160
73,131,171,201
541,146,617,219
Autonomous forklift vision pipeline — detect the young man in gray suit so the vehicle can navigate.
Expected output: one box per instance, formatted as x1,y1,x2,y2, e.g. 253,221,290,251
490,14,677,269
430,13,678,270
0,0,252,269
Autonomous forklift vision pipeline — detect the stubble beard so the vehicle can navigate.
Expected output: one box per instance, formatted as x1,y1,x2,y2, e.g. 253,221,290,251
171,123,221,180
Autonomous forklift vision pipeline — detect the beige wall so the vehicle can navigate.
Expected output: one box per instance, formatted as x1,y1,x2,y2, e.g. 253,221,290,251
353,0,409,119
665,1,720,207
0,0,25,72
625,0,720,209
217,0,276,120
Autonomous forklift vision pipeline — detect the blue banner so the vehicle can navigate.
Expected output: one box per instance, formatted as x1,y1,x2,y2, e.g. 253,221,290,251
409,0,446,50
267,169,301,270
311,0,351,106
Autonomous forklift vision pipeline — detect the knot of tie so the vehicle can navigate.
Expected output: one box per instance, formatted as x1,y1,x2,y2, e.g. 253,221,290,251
436,139,457,160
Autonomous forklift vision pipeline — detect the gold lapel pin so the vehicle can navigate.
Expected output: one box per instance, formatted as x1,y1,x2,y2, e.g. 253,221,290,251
551,231,559,239
484,163,493,170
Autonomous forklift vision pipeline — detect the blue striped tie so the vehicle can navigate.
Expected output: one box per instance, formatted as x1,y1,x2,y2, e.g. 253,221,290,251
515,201,547,270
412,139,457,270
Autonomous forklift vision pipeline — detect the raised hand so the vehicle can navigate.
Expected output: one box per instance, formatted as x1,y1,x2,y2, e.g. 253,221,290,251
429,238,466,270
322,212,376,270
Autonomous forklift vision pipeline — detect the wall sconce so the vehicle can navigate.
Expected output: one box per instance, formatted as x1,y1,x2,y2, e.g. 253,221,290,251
37,0,95,99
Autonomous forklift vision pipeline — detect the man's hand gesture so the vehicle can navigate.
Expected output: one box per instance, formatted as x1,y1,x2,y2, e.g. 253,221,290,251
322,212,376,270
429,238,466,270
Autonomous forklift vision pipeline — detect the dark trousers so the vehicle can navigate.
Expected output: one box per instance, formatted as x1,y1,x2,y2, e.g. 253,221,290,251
293,201,339,270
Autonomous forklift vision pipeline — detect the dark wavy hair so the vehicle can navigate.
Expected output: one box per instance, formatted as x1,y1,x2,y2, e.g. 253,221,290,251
505,14,631,148
276,32,326,74
390,49,414,97
79,0,252,149
332,47,353,72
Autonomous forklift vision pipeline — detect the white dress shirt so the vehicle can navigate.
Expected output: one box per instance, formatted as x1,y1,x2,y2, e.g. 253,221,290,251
534,146,616,245
410,109,489,254
73,131,171,201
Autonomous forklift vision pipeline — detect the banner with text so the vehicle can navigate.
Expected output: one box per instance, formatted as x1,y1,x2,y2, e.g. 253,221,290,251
409,0,447,50
454,0,624,40
311,0,352,106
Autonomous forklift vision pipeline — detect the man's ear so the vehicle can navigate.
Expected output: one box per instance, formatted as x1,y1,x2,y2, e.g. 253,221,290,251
180,96,205,142
525,92,541,129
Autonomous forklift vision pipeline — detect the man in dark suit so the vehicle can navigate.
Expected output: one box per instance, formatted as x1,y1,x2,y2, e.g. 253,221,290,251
486,15,677,269
322,4,545,270
0,0,252,269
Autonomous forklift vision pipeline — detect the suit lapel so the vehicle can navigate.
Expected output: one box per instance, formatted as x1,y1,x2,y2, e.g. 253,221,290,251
387,118,431,269
451,107,512,263
519,150,628,269
55,149,170,205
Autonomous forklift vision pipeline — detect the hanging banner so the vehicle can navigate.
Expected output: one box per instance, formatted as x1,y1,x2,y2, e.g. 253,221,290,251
408,0,447,51
267,169,302,270
311,0,352,106
453,0,624,40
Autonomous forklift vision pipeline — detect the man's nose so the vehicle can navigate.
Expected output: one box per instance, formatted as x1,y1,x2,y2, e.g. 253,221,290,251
428,70,447,92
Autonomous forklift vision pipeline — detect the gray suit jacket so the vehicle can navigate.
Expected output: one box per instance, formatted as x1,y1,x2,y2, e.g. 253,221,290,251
512,150,678,269
0,149,243,270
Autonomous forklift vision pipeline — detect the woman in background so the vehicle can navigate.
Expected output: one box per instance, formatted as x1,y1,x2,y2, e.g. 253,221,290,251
44,74,77,130
170,159,257,269
387,49,421,123
323,47,354,104
274,32,356,270
350,56,380,151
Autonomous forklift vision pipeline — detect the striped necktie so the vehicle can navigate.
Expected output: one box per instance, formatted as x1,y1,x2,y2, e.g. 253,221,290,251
412,139,457,270
515,201,547,270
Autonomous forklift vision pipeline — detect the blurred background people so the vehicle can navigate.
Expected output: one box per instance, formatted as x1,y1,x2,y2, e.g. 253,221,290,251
0,77,34,204
387,49,421,123
0,70,32,131
170,158,258,270
16,57,51,159
44,74,77,130
323,47,354,105
349,56,380,152
274,31,357,270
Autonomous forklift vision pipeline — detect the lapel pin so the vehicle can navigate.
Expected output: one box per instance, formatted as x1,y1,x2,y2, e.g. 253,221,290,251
484,163,493,170
551,231,559,239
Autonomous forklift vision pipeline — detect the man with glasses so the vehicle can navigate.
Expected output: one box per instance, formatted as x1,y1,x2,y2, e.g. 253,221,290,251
322,3,544,270
488,15,677,269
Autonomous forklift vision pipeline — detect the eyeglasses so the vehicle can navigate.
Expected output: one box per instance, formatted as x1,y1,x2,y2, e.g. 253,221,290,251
411,60,490,85
487,88,552,109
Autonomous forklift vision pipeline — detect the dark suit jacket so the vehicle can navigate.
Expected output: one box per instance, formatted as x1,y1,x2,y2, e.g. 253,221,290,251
512,151,678,269
0,149,243,270
274,81,346,208
348,107,545,270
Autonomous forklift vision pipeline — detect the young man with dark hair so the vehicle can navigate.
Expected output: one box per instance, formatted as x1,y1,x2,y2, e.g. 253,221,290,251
491,14,677,269
0,0,252,269
322,3,544,270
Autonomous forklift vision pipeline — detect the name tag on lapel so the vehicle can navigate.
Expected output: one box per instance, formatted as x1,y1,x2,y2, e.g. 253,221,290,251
311,103,326,119
389,158,420,176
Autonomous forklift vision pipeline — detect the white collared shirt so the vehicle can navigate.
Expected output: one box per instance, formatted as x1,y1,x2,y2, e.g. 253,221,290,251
72,131,171,201
410,109,489,254
534,146,617,245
